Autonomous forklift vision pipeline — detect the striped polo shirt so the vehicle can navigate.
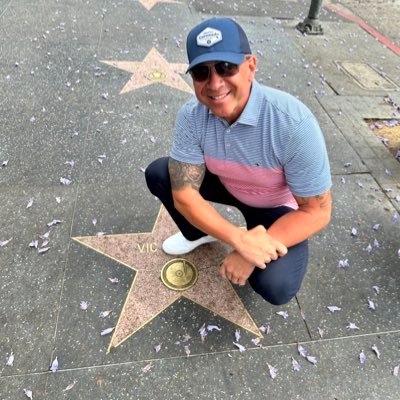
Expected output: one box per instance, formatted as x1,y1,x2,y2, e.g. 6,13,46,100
171,80,332,209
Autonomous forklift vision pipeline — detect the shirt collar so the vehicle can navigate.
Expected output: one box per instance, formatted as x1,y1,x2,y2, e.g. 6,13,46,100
235,79,263,126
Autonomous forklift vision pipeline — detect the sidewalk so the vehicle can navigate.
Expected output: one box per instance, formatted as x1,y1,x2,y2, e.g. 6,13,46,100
0,1,399,399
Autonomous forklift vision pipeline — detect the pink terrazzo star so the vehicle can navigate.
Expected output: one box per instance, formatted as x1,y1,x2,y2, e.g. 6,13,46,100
101,47,192,94
138,0,180,10
73,206,262,351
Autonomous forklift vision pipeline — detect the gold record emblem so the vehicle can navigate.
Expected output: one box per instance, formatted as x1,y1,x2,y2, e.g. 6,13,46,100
161,258,198,291
148,70,166,81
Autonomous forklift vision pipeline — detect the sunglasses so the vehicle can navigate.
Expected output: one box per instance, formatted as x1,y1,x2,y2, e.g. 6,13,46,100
189,61,240,82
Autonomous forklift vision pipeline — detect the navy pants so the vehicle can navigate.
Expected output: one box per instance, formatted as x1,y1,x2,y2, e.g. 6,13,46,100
145,157,308,305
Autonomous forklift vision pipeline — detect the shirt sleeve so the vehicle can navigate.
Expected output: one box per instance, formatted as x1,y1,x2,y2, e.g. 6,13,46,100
283,115,332,197
170,100,205,165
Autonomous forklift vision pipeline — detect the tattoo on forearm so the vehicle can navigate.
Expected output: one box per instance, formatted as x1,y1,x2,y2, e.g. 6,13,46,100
298,193,331,209
168,158,206,191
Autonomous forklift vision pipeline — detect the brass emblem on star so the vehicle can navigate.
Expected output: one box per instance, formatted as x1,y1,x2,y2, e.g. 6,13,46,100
161,258,198,291
148,70,166,81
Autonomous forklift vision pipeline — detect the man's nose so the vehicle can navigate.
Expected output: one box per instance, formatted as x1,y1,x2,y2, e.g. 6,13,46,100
207,67,223,88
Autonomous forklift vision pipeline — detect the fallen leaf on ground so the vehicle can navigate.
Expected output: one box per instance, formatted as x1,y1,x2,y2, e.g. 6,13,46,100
233,342,246,352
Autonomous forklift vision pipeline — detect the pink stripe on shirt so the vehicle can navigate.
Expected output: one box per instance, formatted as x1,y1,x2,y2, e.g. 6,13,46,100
205,157,298,209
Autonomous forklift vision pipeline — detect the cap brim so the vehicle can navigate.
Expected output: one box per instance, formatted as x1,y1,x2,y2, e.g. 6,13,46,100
187,52,246,72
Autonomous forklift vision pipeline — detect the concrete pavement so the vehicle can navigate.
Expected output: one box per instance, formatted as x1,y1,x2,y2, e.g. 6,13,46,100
0,0,399,399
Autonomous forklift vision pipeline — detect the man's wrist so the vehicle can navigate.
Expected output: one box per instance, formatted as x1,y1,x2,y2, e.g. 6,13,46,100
229,227,247,251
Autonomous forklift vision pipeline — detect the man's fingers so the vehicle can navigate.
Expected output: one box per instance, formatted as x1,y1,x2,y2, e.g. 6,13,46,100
276,242,288,256
269,251,278,261
255,261,267,269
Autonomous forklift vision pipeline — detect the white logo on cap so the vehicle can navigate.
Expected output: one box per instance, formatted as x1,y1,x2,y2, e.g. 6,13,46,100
196,27,222,47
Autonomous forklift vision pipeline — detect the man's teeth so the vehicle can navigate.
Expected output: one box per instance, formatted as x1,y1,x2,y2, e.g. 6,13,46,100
211,93,228,100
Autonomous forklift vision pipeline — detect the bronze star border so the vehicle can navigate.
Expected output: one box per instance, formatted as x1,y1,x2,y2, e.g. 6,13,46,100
73,206,262,352
101,47,192,95
138,0,181,10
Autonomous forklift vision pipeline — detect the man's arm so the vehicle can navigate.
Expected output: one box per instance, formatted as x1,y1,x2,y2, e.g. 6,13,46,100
267,190,332,247
168,158,287,267
219,190,332,285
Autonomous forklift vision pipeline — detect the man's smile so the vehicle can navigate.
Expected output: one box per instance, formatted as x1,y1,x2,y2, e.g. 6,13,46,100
208,91,231,101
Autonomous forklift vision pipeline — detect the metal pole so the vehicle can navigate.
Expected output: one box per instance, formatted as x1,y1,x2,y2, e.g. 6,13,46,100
296,0,324,35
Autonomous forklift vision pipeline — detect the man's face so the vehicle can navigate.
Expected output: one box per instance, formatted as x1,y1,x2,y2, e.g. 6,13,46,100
191,56,257,125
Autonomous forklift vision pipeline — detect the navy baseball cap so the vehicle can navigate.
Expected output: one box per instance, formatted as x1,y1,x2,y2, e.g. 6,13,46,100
186,18,252,71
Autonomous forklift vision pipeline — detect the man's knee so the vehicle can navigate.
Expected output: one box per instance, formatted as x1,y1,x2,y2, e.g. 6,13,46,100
248,269,302,306
250,281,297,306
145,157,169,195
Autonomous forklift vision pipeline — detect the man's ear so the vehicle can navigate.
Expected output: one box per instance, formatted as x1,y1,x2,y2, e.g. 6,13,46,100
247,55,257,80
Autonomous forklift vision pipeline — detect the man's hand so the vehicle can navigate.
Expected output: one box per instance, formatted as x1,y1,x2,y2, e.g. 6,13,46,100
234,225,287,268
219,250,257,286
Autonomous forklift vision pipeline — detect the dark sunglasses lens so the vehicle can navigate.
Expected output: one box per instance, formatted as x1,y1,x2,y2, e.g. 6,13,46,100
190,65,210,81
190,62,239,81
215,62,239,77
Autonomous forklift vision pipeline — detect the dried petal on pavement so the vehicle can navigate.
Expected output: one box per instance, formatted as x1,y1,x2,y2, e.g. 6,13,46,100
101,327,115,336
29,240,39,248
367,298,376,310
364,244,372,253
154,344,162,353
207,325,221,332
371,344,381,359
346,322,360,330
47,219,62,227
267,363,278,379
99,310,112,318
233,342,246,352
337,259,349,268
6,351,14,367
39,232,50,240
317,327,324,338
291,357,301,372
63,381,77,392
142,362,153,373
0,238,12,247
276,310,288,319
234,329,241,342
50,356,59,373
60,177,72,185
259,324,270,334
306,355,318,365
184,345,190,356
298,344,307,358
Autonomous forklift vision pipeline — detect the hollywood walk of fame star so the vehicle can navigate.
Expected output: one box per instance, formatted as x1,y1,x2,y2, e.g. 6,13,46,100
101,47,192,95
138,0,181,10
73,206,262,352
